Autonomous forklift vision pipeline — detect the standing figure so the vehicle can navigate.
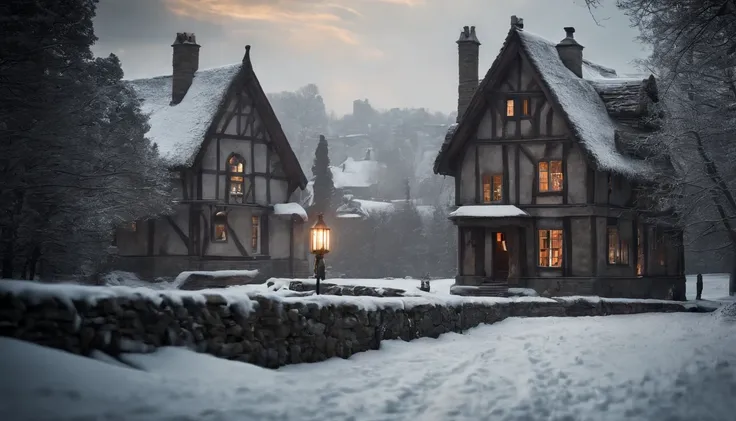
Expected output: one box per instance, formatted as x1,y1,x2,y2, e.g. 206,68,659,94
696,273,703,300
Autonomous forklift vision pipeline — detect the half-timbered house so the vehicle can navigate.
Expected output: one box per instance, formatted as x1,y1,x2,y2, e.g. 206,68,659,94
111,33,310,281
434,18,686,299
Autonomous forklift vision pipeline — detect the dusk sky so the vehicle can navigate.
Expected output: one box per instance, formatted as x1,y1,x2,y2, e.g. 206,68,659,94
92,0,650,116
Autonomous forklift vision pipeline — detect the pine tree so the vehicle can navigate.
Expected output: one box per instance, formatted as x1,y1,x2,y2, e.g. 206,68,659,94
311,135,335,216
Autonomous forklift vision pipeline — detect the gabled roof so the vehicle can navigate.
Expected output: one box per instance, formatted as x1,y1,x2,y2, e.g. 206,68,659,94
128,49,307,189
331,157,386,189
434,26,657,179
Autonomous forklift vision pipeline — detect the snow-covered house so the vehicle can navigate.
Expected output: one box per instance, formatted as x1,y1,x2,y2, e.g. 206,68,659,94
111,33,310,281
434,18,685,299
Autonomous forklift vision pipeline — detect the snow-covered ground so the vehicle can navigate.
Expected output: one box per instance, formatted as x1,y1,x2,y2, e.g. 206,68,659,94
2,309,736,421
685,273,733,301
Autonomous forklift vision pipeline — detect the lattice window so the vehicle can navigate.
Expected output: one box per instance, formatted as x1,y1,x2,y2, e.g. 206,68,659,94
227,154,245,203
539,160,563,192
482,174,503,203
607,227,629,265
538,229,563,267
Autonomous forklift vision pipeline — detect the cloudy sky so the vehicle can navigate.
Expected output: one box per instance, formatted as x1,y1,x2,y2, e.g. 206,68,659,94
92,0,650,116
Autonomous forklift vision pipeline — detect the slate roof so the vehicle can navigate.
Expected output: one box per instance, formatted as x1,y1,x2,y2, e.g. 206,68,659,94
434,25,661,180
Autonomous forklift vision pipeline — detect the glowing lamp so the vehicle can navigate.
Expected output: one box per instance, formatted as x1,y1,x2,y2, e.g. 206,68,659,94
310,214,331,255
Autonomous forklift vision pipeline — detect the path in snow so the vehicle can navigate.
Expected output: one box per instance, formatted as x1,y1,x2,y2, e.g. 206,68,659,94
2,311,736,421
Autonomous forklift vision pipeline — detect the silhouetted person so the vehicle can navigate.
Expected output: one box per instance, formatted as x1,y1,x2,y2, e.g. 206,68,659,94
696,273,703,300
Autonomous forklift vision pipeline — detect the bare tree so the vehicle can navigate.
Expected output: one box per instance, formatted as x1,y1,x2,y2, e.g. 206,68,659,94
587,0,736,294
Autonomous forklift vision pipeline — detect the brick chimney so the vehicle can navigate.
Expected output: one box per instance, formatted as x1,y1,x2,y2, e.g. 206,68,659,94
556,27,584,78
171,32,200,105
456,26,480,123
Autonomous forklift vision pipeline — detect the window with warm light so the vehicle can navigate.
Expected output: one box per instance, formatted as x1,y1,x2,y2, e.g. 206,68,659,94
607,223,630,265
506,99,515,117
522,98,530,116
213,211,228,242
251,215,260,253
538,160,563,192
538,229,563,267
482,174,503,203
227,154,245,203
496,232,507,251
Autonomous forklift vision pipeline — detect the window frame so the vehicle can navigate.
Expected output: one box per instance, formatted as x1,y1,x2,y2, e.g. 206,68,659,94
606,219,630,266
504,97,532,120
538,159,564,194
538,229,563,268
212,211,228,243
481,173,504,203
636,224,645,276
226,154,246,204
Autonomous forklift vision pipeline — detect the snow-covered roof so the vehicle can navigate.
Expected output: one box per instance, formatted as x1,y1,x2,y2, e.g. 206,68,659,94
331,157,386,189
516,30,654,178
336,199,435,224
128,64,241,167
449,205,529,219
273,203,308,222
435,25,658,179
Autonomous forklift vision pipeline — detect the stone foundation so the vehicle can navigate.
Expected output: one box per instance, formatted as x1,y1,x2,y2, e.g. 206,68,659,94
0,281,703,369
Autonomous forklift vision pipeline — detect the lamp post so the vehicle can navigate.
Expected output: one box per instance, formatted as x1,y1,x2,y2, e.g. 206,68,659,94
309,213,331,295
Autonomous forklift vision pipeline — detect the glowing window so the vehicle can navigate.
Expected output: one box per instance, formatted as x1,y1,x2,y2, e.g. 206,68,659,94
227,155,245,203
539,229,563,268
607,225,630,265
506,99,515,117
251,215,260,253
482,174,503,203
213,211,227,242
522,98,530,116
539,160,563,192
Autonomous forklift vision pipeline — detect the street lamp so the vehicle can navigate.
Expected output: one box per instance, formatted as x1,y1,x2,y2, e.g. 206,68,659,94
310,213,331,295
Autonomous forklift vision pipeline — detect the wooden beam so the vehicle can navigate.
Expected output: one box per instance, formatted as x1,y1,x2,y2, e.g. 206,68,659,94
563,217,572,276
147,219,155,256
165,216,190,253
475,136,569,145
227,224,250,257
261,214,270,256
590,216,598,276
215,138,221,201
266,145,272,204
250,126,256,203
474,144,480,204
502,144,509,205
200,168,288,180
514,145,520,205
212,133,269,143
200,210,209,256
562,143,569,205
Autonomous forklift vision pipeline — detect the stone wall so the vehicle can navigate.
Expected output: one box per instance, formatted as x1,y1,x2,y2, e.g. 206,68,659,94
0,282,698,369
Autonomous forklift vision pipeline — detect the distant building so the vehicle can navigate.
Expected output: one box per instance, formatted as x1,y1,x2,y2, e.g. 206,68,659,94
110,33,310,281
434,18,685,299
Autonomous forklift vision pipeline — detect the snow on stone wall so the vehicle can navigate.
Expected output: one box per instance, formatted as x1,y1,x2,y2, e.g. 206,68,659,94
0,281,698,369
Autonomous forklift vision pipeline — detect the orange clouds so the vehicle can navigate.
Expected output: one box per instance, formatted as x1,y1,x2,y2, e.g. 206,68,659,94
163,0,420,57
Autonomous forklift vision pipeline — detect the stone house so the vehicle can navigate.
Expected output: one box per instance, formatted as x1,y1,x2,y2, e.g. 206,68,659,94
434,17,686,299
110,33,310,281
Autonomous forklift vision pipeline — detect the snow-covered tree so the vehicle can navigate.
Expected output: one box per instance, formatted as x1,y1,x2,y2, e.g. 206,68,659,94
588,0,736,293
0,0,172,279
268,84,328,166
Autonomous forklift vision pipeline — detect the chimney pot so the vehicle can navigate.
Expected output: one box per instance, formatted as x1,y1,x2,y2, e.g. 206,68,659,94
510,15,524,29
456,25,480,122
556,27,584,78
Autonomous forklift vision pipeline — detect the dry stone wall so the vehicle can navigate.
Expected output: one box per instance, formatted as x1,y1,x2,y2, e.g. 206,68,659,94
0,283,698,369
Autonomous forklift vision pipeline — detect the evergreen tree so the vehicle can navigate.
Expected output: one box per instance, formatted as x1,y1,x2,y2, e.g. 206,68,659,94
311,135,335,216
0,0,172,279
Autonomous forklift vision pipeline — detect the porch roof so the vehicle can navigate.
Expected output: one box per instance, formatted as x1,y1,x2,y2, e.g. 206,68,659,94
449,205,529,219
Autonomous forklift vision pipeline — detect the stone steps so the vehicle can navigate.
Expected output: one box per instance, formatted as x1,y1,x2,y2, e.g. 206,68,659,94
475,283,509,297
